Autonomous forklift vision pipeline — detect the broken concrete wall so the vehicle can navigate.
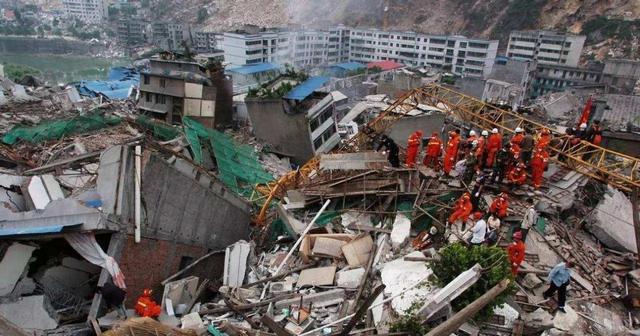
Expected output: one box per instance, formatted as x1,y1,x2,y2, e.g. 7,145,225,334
386,112,446,147
141,154,251,250
586,186,636,253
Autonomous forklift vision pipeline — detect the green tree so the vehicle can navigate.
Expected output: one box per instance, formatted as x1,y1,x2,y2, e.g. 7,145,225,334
430,243,515,323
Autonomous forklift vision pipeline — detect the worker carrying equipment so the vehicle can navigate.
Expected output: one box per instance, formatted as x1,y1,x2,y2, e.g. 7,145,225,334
530,147,549,189
507,162,527,186
423,132,442,170
489,192,509,218
443,130,461,174
507,231,526,276
135,289,161,318
485,128,502,168
448,192,473,226
405,130,422,167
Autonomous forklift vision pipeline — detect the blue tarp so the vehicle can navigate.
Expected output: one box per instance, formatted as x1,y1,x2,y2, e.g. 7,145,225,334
75,67,140,100
227,63,281,75
284,76,330,101
331,62,365,71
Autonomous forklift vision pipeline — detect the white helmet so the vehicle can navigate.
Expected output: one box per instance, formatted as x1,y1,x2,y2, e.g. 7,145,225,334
471,140,478,147
491,128,498,134
469,130,476,136
481,130,489,136
579,123,587,130
515,127,523,133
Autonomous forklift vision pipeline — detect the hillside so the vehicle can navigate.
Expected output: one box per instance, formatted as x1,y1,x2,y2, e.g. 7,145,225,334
159,0,640,59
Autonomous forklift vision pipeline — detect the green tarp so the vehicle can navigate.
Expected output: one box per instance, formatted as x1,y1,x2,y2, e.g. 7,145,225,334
2,114,121,145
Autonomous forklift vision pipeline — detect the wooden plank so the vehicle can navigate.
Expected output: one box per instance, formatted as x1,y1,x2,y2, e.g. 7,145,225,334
261,315,292,336
571,271,594,293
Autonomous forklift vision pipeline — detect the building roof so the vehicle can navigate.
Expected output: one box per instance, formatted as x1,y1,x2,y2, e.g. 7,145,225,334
331,62,365,71
594,94,640,132
227,63,281,75
284,76,330,101
367,60,404,71
75,67,139,100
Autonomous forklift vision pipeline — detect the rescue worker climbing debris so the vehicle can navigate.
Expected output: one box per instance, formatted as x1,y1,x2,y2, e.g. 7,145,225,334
489,192,509,219
443,129,461,174
423,132,442,170
405,130,422,167
530,147,549,189
507,231,525,276
485,128,502,168
448,192,472,227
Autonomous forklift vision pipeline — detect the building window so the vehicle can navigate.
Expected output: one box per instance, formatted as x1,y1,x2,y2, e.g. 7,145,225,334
159,78,166,88
145,92,151,102
156,94,166,104
143,75,150,85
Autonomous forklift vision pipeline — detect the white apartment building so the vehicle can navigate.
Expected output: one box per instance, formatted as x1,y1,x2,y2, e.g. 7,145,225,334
62,0,107,24
221,30,285,67
348,28,499,78
507,30,586,67
221,26,350,68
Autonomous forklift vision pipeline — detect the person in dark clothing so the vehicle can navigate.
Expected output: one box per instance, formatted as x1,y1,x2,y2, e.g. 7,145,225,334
520,129,535,164
491,142,512,184
470,173,489,210
376,134,400,168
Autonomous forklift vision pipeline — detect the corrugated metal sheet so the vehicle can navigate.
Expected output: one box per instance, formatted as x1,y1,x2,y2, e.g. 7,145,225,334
332,62,365,71
284,76,330,101
227,63,280,75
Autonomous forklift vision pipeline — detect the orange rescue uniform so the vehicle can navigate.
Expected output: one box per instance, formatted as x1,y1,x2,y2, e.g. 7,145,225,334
507,164,527,185
507,240,526,276
443,132,460,174
485,133,502,167
448,193,472,225
405,131,422,167
423,133,442,169
530,148,549,189
489,195,509,218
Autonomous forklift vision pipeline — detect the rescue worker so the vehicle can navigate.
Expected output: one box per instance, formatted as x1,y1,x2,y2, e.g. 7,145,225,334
423,132,443,170
577,122,588,140
135,289,161,318
475,130,488,170
507,162,527,186
520,128,535,164
405,130,422,168
463,141,478,183
585,120,603,146
443,129,461,174
376,134,400,168
448,192,473,227
485,128,502,167
536,128,552,150
510,127,525,148
507,231,526,276
491,142,512,184
464,130,478,157
489,192,509,219
530,147,549,189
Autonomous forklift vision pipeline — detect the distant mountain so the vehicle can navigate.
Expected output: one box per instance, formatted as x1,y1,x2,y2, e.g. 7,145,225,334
159,0,640,60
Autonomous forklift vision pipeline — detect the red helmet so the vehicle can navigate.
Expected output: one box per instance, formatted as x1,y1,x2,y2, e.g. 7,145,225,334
415,130,423,138
432,132,439,137
143,289,153,296
473,211,484,220
513,231,522,240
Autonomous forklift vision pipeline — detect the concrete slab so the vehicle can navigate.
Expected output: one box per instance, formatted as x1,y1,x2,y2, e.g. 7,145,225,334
587,186,636,253
524,308,554,329
585,302,627,335
380,251,434,313
0,295,58,331
342,234,373,267
390,214,411,249
274,289,345,309
297,266,337,287
161,276,199,316
25,175,64,210
223,240,251,287
552,305,579,331
180,312,203,329
11,277,36,296
319,152,388,170
312,237,347,257
0,243,36,296
335,267,365,289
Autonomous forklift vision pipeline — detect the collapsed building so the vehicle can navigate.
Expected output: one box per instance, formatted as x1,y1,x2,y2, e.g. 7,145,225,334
1,56,640,336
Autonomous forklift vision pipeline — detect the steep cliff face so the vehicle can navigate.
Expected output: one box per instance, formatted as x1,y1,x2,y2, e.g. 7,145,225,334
159,0,640,58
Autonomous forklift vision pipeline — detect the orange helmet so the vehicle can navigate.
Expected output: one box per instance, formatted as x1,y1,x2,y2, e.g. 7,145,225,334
143,289,153,296
473,211,484,219
432,132,438,137
415,130,423,138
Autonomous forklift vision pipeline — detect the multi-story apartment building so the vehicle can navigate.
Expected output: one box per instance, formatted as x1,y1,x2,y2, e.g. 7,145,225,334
117,17,146,48
347,28,498,78
194,30,222,54
287,26,350,68
507,30,586,67
151,22,190,51
62,0,107,24
221,29,285,66
530,63,604,98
